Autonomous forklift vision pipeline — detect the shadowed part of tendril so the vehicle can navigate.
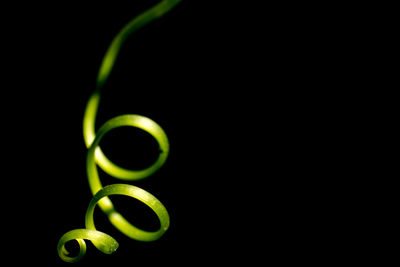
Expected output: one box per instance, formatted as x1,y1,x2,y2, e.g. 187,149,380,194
57,0,180,263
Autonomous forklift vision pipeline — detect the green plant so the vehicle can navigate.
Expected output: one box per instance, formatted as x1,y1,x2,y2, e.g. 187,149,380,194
57,0,181,262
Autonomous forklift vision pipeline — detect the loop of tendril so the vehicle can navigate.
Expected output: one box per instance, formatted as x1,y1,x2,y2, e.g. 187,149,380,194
57,0,181,263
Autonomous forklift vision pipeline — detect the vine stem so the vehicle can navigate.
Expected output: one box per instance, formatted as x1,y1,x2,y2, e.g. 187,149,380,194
57,0,181,262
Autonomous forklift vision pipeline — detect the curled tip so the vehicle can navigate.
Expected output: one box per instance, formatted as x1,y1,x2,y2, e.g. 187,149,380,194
57,229,119,263
58,237,87,263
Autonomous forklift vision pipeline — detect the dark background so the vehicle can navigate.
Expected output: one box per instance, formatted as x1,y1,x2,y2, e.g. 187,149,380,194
3,1,367,265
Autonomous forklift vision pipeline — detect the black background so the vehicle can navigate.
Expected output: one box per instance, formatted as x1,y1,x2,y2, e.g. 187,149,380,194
3,1,366,265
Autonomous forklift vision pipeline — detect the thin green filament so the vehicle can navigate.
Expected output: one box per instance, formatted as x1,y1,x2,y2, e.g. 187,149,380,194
57,0,180,263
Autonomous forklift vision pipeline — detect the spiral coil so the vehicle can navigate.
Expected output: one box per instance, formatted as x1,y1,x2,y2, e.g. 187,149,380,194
57,0,181,262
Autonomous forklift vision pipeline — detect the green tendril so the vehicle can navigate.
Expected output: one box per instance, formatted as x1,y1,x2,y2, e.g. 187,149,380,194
57,0,180,263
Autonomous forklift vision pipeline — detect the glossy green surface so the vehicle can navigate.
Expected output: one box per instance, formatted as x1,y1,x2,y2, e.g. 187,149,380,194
57,0,180,262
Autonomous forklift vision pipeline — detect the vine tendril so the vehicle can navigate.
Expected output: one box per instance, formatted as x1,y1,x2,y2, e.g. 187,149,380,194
57,0,181,263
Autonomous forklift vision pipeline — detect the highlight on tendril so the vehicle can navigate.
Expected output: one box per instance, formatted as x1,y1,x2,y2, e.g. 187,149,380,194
57,0,181,263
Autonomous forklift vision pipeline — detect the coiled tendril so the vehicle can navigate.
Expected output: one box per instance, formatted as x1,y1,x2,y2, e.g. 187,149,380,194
57,0,181,263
